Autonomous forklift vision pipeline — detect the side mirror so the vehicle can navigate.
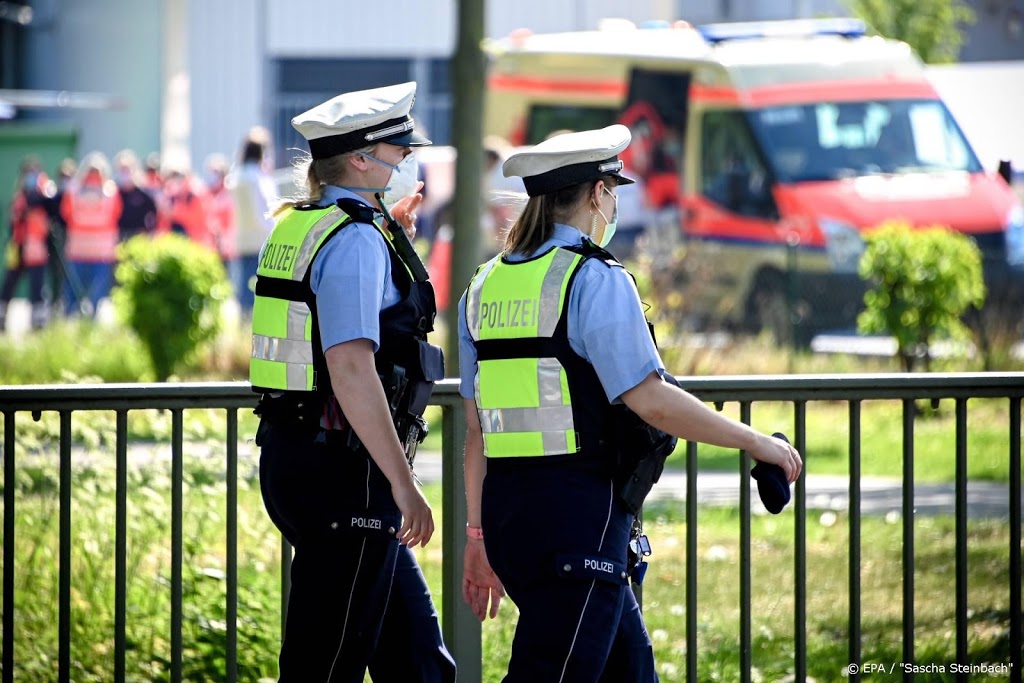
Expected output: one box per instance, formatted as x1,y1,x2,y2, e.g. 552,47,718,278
998,159,1013,185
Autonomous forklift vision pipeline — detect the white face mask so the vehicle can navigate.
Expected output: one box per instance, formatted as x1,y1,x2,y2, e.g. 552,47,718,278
358,151,419,206
593,187,618,249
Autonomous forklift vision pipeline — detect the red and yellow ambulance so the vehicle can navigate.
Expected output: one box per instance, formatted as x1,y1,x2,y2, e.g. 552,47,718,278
483,18,1024,341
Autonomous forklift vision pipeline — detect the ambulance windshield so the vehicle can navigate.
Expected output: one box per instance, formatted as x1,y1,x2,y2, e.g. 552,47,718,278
750,99,982,183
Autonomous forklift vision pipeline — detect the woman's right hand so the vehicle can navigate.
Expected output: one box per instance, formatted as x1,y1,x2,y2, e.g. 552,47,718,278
392,479,434,548
749,433,803,483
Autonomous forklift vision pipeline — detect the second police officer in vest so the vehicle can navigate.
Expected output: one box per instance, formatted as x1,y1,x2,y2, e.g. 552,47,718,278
251,82,455,682
457,125,803,681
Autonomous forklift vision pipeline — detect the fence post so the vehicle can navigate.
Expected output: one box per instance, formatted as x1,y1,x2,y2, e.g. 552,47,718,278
441,397,481,680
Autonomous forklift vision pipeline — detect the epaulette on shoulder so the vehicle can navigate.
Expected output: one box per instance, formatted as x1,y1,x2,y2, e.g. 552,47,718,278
334,197,381,224
564,240,623,269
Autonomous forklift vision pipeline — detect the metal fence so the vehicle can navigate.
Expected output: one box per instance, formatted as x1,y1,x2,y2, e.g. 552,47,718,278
1,374,1021,683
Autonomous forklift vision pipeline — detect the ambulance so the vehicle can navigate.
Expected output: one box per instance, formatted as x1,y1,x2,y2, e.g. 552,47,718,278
483,18,1024,342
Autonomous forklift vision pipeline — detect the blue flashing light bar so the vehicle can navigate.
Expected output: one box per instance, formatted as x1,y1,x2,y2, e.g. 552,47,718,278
698,17,867,44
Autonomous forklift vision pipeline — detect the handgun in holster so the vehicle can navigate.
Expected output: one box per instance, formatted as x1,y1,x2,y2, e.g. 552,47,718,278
345,364,428,465
612,407,678,515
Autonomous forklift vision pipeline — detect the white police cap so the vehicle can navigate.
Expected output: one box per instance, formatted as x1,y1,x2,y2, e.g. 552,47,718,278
291,81,431,160
502,124,635,197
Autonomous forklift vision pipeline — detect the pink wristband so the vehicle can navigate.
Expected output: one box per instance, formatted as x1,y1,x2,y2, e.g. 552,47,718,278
466,525,484,541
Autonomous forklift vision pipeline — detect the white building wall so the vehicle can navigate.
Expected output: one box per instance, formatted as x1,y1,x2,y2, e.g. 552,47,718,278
927,61,1024,171
263,0,672,57
187,0,266,171
265,0,457,57
677,0,845,24
23,0,163,160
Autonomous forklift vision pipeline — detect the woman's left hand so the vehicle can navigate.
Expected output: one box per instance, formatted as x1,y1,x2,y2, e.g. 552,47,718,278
463,540,505,621
389,181,425,240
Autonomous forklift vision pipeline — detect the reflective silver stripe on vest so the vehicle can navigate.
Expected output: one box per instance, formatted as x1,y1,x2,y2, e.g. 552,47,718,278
479,405,573,433
465,257,500,339
538,249,578,337
251,301,312,359
251,336,314,364
538,356,570,453
542,429,568,455
291,207,348,281
537,356,565,405
287,364,309,392
288,301,310,340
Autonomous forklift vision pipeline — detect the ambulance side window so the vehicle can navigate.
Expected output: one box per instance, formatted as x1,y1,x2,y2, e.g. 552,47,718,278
526,105,618,145
701,110,776,219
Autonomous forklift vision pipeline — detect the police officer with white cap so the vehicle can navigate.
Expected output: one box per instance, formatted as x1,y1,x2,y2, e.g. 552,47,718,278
457,125,802,680
252,82,455,681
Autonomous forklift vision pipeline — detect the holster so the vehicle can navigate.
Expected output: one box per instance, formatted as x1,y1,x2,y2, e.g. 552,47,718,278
346,362,432,465
612,406,678,514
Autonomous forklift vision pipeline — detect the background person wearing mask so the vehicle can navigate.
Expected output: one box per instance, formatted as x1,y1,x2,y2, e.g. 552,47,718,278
113,149,158,242
457,125,802,681
60,152,122,317
229,126,277,316
250,82,454,682
1,156,54,331
163,169,216,252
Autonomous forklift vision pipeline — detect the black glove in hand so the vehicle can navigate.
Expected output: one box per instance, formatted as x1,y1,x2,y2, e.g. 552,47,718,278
751,432,793,514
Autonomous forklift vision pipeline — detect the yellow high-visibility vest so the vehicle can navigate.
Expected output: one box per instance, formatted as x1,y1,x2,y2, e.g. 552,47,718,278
465,247,588,457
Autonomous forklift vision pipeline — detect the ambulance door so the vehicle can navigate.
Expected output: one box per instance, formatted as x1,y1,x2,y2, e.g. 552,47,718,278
616,68,692,263
686,109,783,330
621,68,691,210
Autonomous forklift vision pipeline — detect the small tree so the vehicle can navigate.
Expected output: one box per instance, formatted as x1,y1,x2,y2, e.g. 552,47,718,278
857,221,985,371
849,0,976,64
113,234,231,381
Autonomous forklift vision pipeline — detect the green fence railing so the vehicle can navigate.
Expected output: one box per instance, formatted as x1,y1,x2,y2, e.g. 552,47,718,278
1,374,1021,683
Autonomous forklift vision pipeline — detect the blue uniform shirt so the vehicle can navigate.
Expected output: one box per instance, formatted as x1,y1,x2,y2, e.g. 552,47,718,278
309,186,402,353
457,223,664,404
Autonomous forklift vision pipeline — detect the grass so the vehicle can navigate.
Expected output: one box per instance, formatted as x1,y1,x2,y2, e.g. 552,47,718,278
0,454,1017,682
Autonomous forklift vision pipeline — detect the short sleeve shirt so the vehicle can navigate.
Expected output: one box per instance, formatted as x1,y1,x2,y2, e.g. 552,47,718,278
309,186,402,353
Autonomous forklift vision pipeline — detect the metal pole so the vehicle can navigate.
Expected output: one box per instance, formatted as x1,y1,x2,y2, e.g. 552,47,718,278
441,398,480,681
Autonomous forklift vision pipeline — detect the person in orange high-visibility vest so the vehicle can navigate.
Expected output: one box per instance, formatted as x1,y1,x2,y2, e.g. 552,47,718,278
60,151,122,317
163,169,217,252
203,154,238,291
1,156,54,331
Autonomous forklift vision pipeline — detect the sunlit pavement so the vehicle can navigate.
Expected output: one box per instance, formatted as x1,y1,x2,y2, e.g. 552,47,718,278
409,452,1019,520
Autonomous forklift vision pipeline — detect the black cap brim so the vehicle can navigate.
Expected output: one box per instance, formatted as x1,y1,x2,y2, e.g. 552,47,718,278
609,169,635,186
379,130,431,147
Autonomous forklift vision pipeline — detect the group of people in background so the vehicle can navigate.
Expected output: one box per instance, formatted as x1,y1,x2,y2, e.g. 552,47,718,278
0,126,278,332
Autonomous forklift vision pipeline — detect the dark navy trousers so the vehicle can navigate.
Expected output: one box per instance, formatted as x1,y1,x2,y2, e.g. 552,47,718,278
259,420,455,683
482,456,659,683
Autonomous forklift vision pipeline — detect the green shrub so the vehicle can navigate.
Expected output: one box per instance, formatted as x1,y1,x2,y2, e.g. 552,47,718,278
857,221,985,371
113,234,231,381
0,318,151,383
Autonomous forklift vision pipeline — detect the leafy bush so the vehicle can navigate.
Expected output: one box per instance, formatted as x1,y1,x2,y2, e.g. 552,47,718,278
857,221,985,371
0,318,152,383
113,234,231,381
